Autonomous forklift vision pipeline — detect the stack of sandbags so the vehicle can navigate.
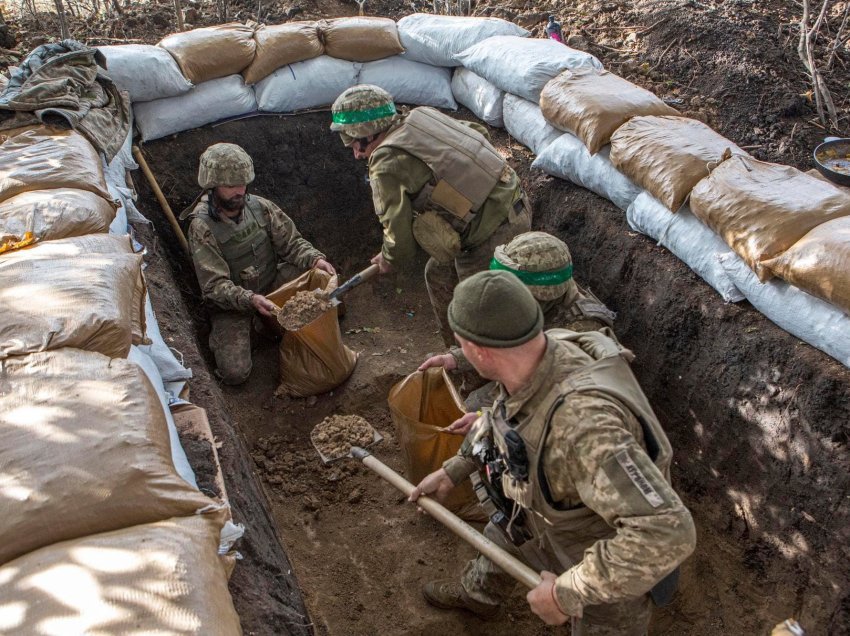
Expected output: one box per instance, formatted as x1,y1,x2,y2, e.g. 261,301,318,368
451,68,504,127
318,17,404,62
158,23,257,84
242,22,324,85
99,43,194,102
255,55,359,112
359,56,456,109
502,94,562,154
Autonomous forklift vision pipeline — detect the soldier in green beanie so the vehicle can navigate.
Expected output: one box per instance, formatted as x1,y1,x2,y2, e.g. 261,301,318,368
410,270,696,634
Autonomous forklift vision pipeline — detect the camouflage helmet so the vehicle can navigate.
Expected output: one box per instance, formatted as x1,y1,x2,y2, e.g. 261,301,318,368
330,84,398,143
198,143,255,189
491,231,577,302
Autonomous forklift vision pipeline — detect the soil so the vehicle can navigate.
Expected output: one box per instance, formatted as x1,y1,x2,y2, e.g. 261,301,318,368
178,432,223,499
310,414,376,460
278,290,333,331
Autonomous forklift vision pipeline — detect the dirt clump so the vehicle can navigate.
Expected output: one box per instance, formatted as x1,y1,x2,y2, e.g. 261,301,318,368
277,289,332,330
310,414,376,460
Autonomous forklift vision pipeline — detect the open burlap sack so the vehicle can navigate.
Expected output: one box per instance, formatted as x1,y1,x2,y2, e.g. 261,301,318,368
690,156,850,281
318,17,404,62
540,68,678,155
159,23,257,84
0,515,241,635
762,217,850,314
0,349,221,565
610,115,746,212
0,127,113,205
242,21,323,85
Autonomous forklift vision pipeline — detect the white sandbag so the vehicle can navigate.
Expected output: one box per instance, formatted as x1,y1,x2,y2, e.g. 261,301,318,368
453,36,602,103
134,75,257,142
719,252,850,368
255,55,359,112
397,13,529,67
358,56,456,109
531,132,642,211
129,345,197,488
99,44,193,102
140,293,193,381
107,182,129,234
502,94,562,154
451,68,504,127
627,192,744,303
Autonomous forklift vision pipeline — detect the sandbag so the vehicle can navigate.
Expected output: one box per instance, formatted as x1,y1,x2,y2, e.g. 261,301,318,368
0,127,113,205
359,56,456,109
99,43,193,102
268,269,357,397
242,21,324,85
134,74,257,142
451,68,504,127
0,515,241,635
139,292,193,381
453,36,602,103
690,156,850,281
719,252,850,368
158,22,257,84
540,68,678,155
626,192,744,302
397,13,529,67
531,133,642,211
255,55,358,112
610,116,745,212
318,17,404,62
388,368,485,522
502,93,562,154
0,349,220,565
762,216,850,314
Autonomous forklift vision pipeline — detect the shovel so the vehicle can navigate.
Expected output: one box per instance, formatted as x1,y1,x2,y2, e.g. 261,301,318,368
321,263,381,307
310,416,383,464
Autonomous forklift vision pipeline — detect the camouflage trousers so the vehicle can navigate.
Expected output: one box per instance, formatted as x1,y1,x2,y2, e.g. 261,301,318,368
425,201,532,347
461,523,652,635
209,264,300,385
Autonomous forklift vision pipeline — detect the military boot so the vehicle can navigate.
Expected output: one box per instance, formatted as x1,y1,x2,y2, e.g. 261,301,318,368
422,579,499,619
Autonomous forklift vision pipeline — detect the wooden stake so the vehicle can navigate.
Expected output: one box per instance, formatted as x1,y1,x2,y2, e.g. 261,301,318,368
132,145,190,256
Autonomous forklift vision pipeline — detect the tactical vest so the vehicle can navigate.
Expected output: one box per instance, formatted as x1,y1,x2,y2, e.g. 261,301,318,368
557,287,618,339
196,195,278,292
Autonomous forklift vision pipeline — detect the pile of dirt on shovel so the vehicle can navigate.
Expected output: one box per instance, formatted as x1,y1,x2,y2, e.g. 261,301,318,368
310,414,375,460
277,290,331,331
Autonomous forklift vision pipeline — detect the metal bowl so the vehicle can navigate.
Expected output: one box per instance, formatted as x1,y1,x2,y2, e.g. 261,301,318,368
813,137,850,187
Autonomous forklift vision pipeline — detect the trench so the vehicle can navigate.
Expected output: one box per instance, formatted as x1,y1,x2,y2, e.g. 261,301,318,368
134,112,850,636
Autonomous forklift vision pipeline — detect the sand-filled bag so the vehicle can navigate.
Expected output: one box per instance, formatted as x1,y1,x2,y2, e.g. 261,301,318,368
690,156,850,281
159,22,256,84
388,368,485,522
242,21,324,85
359,56,456,109
0,515,241,635
610,115,745,213
502,94,563,155
268,269,357,397
318,17,404,62
255,55,359,112
98,43,194,102
451,68,504,127
0,349,220,565
540,68,678,155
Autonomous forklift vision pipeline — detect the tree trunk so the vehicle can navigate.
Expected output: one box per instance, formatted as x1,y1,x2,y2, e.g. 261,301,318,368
174,0,185,31
53,0,71,40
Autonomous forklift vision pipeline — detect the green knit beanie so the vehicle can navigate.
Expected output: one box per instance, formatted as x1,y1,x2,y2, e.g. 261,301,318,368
447,270,544,348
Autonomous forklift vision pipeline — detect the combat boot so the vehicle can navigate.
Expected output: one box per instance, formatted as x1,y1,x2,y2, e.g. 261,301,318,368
422,579,499,619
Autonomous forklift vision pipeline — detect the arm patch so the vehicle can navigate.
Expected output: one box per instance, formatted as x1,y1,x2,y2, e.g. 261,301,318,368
614,450,665,508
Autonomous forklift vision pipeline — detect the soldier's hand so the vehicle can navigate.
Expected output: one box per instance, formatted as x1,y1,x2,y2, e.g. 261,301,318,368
418,353,457,372
444,411,479,435
370,252,393,274
251,293,278,317
313,258,336,276
409,468,455,508
527,571,570,626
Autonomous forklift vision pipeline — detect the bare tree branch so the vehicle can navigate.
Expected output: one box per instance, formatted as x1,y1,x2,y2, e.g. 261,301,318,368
53,0,71,39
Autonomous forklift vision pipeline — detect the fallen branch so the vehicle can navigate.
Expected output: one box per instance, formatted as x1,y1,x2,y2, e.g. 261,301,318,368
798,0,840,130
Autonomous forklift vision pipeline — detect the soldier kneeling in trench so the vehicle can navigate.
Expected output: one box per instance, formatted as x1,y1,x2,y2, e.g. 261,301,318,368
181,143,336,385
409,270,696,634
419,230,618,415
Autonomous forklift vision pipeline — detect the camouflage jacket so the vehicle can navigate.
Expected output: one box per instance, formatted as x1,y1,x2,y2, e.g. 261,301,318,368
185,194,324,312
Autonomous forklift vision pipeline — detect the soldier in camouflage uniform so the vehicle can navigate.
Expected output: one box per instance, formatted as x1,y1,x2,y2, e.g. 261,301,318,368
181,143,336,385
409,271,696,634
330,84,531,346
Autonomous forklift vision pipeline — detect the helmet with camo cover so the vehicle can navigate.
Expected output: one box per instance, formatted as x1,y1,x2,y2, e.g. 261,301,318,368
330,84,399,144
490,231,577,302
198,143,255,189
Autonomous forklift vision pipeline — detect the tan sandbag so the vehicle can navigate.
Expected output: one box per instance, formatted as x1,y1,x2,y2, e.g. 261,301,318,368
268,269,358,397
690,156,850,281
610,115,746,212
0,188,117,249
0,122,40,143
0,515,242,635
388,368,486,522
762,217,850,314
242,21,323,85
318,17,404,62
159,22,257,84
539,68,678,155
0,236,146,358
0,127,113,205
0,349,221,565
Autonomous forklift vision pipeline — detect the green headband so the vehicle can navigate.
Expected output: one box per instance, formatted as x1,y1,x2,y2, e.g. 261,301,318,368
489,258,573,286
332,103,396,125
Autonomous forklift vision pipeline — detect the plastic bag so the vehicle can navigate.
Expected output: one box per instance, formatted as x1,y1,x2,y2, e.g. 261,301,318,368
99,43,193,102
242,21,324,85
502,94,562,155
451,68,504,127
255,55,358,113
158,22,257,84
318,17,404,62
359,56,456,109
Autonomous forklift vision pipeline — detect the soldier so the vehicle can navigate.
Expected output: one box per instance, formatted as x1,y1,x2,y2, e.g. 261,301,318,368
181,142,335,385
409,270,696,634
330,84,532,346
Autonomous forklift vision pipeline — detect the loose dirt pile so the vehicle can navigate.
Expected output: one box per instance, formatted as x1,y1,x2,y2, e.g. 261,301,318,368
310,414,376,460
277,290,332,331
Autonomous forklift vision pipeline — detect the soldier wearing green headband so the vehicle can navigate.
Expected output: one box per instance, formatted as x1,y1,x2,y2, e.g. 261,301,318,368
330,84,532,346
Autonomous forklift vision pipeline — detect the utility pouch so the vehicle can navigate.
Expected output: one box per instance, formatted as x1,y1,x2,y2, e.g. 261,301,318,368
239,265,260,291
412,210,462,265
430,179,474,221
